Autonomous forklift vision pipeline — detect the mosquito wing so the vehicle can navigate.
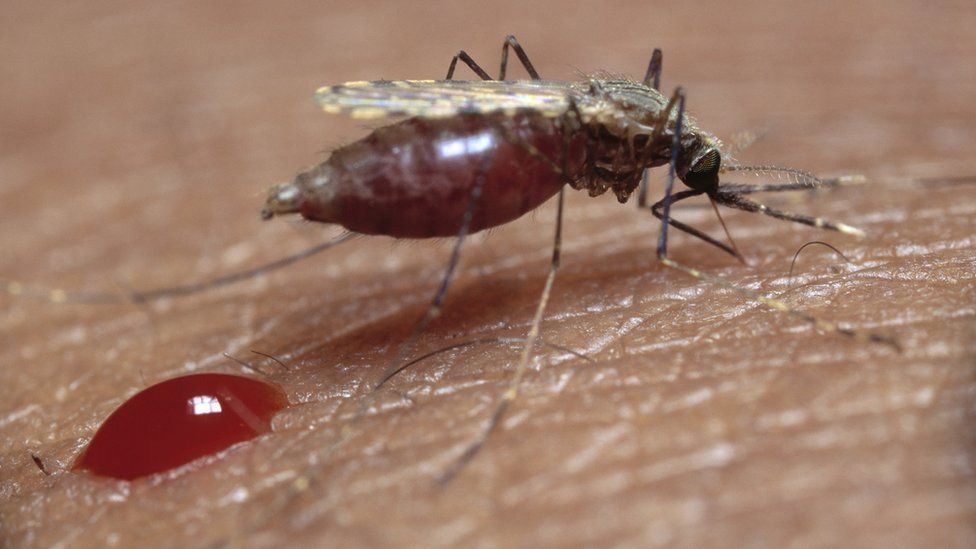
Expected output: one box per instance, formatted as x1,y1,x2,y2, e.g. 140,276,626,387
314,79,589,120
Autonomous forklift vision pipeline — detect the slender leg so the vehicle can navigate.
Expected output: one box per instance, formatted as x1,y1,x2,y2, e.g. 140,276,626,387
653,89,900,350
438,186,567,484
715,192,866,237
637,88,683,209
642,48,663,90
656,88,687,259
3,233,356,305
499,34,540,80
445,50,492,80
650,189,738,257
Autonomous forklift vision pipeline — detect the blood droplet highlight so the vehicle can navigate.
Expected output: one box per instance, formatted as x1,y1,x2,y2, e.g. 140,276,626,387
73,373,288,480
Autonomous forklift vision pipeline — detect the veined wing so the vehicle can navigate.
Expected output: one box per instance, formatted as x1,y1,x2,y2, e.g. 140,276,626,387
314,79,587,120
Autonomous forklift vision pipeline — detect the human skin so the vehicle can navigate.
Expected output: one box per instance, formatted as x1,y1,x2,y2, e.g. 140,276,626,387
2,1,975,547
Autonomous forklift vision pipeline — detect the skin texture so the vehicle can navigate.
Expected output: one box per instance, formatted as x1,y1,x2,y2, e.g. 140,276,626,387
2,1,975,547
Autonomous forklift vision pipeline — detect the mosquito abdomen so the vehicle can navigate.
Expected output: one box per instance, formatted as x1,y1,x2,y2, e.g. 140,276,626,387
264,112,586,238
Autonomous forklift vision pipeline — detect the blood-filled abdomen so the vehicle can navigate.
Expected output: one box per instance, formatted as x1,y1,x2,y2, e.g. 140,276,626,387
263,112,586,238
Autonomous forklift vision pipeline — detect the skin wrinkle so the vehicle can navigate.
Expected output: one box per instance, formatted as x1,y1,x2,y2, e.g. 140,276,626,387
3,2,976,548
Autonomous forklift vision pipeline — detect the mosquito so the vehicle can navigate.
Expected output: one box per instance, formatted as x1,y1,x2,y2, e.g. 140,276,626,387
5,36,897,491
256,35,897,484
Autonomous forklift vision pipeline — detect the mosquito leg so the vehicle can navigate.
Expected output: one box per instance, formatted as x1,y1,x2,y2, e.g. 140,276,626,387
708,195,748,263
656,87,689,259
438,186,566,484
636,87,683,209
649,189,738,257
654,89,900,350
714,192,866,237
446,33,539,81
499,34,540,80
642,48,663,90
636,169,652,211
445,50,492,80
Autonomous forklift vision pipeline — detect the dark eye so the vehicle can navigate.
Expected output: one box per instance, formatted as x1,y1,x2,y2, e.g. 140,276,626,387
691,149,721,174
684,149,721,191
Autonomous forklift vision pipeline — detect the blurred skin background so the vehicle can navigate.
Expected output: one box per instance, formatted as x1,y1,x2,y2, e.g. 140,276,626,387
2,1,975,547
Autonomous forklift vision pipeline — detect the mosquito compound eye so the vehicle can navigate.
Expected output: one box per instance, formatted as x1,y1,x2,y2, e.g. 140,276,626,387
683,148,721,191
72,373,288,481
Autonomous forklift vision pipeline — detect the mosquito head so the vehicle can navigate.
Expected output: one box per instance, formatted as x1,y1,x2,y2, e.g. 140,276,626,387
679,146,721,193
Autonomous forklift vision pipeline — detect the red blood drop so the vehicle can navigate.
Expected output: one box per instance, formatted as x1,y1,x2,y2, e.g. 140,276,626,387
73,373,288,480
